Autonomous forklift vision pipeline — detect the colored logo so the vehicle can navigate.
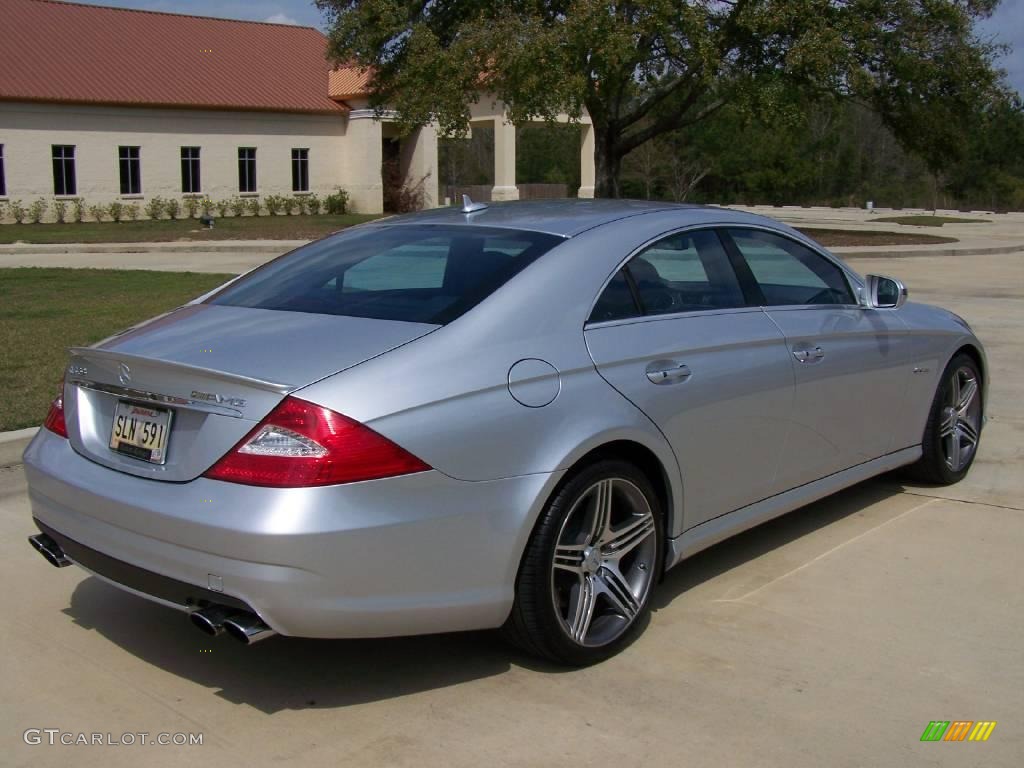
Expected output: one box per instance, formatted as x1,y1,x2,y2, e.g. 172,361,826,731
920,721,996,742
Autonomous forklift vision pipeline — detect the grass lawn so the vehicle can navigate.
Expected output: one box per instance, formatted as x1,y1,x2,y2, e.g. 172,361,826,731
796,227,956,246
0,213,381,244
874,215,990,227
0,268,234,431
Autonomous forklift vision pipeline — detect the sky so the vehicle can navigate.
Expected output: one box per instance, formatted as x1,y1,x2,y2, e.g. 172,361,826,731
71,0,1024,96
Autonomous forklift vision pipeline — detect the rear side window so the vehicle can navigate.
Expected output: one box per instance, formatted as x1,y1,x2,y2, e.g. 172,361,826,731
725,228,854,306
590,270,639,323
208,225,563,324
588,229,746,322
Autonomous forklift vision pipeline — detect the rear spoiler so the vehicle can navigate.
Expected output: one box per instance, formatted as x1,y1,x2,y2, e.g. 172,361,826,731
68,347,293,395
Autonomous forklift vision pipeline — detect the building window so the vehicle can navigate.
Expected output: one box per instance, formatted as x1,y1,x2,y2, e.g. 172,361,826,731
291,148,309,192
0,144,5,197
238,147,257,193
52,145,76,196
181,146,201,193
118,146,141,195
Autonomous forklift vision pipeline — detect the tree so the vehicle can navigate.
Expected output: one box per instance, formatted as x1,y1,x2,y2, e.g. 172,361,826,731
317,1,1006,197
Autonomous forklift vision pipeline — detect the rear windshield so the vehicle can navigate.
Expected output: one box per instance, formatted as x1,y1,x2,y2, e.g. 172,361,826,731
207,225,563,324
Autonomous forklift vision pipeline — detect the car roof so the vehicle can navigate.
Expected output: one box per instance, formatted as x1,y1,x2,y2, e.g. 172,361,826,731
373,199,782,238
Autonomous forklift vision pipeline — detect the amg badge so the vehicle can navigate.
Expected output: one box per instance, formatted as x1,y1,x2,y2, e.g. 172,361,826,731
190,390,247,408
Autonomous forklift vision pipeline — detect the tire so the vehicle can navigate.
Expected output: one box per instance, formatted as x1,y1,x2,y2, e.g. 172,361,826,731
502,459,664,666
907,353,983,485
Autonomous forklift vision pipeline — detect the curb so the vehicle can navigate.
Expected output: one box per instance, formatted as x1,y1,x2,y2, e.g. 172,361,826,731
833,243,1024,259
0,427,38,468
0,240,308,256
2,238,1022,261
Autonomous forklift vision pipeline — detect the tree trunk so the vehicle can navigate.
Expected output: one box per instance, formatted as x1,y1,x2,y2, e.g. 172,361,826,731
593,125,623,198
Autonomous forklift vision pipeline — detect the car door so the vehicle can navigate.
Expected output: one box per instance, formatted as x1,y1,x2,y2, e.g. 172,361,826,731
722,227,913,490
584,228,795,533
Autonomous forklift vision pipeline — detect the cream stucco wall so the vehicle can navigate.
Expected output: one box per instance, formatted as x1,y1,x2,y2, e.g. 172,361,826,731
0,101,387,218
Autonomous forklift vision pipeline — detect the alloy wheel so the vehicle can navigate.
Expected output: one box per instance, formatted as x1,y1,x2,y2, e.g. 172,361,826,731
941,366,982,472
550,478,657,647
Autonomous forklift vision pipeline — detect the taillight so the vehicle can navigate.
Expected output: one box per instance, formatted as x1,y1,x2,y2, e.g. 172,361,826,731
203,396,430,487
43,381,68,438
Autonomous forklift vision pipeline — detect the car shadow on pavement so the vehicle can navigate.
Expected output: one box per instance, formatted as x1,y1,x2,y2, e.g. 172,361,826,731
62,579,548,713
60,478,904,713
650,478,905,610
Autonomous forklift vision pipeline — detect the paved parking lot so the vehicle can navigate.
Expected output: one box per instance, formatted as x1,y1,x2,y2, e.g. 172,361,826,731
1,249,1021,767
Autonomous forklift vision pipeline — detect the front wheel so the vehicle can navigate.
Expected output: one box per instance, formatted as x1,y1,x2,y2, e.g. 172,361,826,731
909,353,983,485
503,460,664,666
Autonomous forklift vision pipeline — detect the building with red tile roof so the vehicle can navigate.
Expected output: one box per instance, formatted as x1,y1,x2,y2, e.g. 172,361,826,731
0,0,592,217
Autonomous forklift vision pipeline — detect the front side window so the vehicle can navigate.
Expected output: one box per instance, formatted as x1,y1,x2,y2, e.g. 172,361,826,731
725,228,854,306
118,146,141,195
181,147,201,193
52,145,76,195
238,147,257,193
207,225,563,324
588,229,746,322
291,148,309,192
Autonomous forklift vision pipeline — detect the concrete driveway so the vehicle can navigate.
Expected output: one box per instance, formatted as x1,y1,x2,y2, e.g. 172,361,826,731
2,250,1021,767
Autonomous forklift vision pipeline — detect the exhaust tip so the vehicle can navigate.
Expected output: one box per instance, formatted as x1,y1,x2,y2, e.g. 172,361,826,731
222,614,276,645
189,606,238,637
28,534,71,568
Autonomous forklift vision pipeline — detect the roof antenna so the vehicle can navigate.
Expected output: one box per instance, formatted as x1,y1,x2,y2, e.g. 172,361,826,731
461,194,488,214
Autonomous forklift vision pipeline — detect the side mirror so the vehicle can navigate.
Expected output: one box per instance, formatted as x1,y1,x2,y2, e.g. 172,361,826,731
865,274,907,309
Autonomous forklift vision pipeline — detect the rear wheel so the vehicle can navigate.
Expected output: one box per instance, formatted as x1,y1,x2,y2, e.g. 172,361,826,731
503,460,663,666
909,353,983,485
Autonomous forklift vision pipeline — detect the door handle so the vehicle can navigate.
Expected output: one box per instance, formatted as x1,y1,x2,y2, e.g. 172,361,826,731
792,346,825,363
646,361,692,384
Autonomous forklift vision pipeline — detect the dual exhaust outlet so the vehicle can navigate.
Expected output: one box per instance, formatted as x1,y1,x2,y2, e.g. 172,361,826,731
29,533,276,646
189,605,276,645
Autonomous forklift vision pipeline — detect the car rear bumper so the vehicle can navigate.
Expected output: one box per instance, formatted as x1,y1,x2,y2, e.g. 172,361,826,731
23,429,559,638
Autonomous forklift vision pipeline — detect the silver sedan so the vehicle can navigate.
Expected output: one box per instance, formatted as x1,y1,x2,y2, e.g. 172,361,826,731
24,200,986,665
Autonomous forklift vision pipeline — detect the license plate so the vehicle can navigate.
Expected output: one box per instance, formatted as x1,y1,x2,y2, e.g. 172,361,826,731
109,401,173,464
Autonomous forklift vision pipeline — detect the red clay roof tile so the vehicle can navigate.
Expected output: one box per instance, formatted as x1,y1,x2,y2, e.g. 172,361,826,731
0,0,349,114
328,67,375,101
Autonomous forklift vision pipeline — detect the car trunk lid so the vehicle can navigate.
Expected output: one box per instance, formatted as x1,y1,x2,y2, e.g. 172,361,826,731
63,304,437,481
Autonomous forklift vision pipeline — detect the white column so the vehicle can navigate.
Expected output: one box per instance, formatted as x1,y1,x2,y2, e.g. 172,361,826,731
578,123,595,198
343,109,384,214
399,124,439,208
492,117,519,201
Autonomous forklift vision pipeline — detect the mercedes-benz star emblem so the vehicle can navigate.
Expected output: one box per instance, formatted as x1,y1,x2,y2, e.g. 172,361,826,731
118,362,132,385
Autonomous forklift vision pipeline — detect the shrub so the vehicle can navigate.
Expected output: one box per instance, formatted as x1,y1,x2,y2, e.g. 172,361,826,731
107,201,124,223
306,194,322,215
246,197,261,216
0,201,6,223
200,196,214,216
89,204,106,222
229,196,247,217
183,196,200,219
165,198,180,220
293,196,309,215
263,195,282,215
324,188,350,214
215,199,229,217
382,162,428,213
70,197,85,223
282,196,297,215
52,198,68,224
9,200,26,224
28,198,48,224
124,203,140,221
144,196,165,220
